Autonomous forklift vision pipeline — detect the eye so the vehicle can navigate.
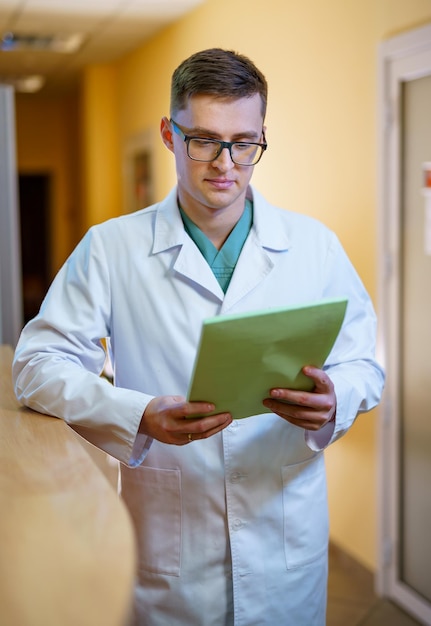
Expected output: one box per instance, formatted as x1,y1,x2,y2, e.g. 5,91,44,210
235,142,253,151
193,138,217,145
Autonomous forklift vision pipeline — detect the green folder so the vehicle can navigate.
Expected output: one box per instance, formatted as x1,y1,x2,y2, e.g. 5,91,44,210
186,297,348,419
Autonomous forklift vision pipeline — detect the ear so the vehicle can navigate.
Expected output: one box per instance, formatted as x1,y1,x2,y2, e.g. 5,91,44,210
160,117,174,152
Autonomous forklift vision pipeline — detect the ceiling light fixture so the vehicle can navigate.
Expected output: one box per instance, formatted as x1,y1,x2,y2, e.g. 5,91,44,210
0,75,45,93
1,32,84,53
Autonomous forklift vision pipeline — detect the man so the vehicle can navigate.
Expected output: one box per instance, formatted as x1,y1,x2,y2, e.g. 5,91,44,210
13,48,384,625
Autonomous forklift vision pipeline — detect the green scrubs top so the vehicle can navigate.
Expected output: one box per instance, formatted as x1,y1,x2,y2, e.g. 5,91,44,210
179,199,253,293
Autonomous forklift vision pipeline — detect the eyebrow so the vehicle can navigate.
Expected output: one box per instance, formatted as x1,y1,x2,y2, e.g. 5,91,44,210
185,125,261,141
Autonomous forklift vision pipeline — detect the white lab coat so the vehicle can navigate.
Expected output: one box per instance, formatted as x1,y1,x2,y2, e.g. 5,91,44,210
13,186,384,625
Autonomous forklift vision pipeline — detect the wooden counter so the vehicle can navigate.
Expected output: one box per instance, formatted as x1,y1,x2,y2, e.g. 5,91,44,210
0,345,136,626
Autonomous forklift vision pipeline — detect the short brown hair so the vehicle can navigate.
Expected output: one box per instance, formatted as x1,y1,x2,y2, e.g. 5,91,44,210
170,48,268,119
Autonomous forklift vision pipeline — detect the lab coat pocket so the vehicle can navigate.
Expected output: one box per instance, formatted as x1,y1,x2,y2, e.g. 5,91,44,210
281,454,329,569
121,465,182,576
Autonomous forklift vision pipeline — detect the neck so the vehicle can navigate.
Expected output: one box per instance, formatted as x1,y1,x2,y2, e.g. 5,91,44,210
178,199,246,250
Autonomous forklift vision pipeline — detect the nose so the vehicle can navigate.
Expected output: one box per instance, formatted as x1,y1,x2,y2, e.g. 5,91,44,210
212,146,235,170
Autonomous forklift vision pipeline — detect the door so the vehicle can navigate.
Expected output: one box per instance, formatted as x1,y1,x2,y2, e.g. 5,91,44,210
0,85,22,345
378,23,431,625
19,174,51,323
400,73,431,611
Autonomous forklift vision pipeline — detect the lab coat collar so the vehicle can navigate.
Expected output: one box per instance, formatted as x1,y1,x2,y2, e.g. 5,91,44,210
152,186,291,253
152,187,187,253
152,186,291,308
249,186,291,252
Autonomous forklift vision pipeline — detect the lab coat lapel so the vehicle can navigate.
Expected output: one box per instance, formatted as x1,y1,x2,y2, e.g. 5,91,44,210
220,233,274,312
221,188,291,312
153,189,224,301
152,186,290,307
174,243,224,300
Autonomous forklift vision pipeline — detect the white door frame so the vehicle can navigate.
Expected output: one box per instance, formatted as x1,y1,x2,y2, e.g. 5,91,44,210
377,22,431,625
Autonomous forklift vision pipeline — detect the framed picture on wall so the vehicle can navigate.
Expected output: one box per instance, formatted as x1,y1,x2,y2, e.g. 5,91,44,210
123,128,154,213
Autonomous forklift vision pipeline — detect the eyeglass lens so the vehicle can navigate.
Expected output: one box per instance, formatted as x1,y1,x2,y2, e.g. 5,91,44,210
188,138,263,165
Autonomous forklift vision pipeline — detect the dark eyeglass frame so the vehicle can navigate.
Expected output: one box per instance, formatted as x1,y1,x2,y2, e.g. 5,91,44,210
170,118,267,166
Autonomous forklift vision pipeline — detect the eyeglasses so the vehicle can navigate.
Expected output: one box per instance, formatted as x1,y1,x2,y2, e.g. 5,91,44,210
170,118,267,166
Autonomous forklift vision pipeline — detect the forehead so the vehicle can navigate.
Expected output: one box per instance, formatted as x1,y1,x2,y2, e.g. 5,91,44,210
176,93,264,131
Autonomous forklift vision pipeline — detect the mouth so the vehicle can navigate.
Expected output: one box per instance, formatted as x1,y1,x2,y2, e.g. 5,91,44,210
206,178,235,190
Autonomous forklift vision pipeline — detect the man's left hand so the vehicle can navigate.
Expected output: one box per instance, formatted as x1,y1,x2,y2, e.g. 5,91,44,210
262,366,336,431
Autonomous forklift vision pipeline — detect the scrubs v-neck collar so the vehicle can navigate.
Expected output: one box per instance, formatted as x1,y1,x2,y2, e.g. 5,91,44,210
179,199,253,293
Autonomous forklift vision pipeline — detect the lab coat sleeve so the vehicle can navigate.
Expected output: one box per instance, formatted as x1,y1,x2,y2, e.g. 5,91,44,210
305,232,385,451
12,227,153,466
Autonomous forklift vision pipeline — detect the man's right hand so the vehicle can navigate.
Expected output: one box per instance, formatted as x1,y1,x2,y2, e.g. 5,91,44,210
138,395,232,445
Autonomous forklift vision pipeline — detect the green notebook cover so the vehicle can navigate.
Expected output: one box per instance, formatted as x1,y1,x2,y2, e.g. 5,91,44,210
186,297,348,420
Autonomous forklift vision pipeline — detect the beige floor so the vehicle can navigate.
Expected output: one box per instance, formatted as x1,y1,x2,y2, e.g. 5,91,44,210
327,543,423,625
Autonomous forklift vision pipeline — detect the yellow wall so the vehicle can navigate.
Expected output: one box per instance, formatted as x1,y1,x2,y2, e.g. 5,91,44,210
79,65,121,234
14,93,80,276
14,0,431,571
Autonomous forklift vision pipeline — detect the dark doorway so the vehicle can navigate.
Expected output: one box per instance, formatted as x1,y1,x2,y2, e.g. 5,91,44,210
18,174,50,324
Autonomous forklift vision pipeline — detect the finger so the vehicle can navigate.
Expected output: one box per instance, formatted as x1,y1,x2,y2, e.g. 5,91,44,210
302,366,333,393
182,413,232,443
170,401,216,419
266,388,315,408
262,403,328,431
266,393,334,417
185,412,232,434
263,395,335,429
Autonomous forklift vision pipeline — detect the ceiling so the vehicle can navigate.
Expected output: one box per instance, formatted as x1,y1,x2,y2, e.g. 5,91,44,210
0,0,207,93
